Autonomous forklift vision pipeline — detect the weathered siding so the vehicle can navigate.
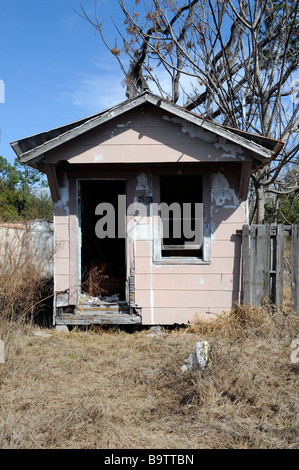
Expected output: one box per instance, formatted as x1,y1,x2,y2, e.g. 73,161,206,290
131,167,244,324
52,165,245,324
45,107,247,166
54,215,69,292
48,106,248,325
53,172,70,295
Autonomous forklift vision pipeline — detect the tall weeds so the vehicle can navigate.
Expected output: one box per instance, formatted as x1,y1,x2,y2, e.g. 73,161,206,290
0,224,53,326
0,225,298,448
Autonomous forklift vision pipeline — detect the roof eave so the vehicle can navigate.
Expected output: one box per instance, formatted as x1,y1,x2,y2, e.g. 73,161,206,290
11,93,149,164
11,90,279,165
145,93,274,161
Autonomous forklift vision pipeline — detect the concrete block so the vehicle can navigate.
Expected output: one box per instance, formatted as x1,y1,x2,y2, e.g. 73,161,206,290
55,325,69,333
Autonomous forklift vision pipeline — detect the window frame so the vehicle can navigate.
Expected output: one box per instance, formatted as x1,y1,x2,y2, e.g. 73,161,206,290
152,172,211,265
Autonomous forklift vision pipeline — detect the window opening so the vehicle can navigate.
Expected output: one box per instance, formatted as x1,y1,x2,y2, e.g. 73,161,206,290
160,175,203,258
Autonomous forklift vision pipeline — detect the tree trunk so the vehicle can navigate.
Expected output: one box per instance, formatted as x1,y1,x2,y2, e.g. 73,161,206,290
255,183,267,224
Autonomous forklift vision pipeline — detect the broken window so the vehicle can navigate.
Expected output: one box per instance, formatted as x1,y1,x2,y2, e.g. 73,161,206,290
160,175,203,258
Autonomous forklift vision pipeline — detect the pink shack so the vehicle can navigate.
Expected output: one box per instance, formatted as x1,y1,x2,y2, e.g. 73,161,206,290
11,91,283,328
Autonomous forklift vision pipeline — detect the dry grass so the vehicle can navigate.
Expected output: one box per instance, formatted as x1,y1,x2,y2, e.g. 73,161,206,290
0,304,298,449
0,226,53,326
0,228,298,449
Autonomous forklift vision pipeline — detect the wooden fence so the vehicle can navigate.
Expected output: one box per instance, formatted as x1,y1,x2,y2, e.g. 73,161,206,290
242,224,299,313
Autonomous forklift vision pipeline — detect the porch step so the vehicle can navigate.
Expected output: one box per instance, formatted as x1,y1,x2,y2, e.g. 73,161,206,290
56,302,141,326
76,302,130,314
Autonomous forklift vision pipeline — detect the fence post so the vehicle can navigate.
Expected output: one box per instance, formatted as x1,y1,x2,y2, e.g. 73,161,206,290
242,224,297,309
255,225,266,306
242,224,250,304
263,224,271,301
276,224,285,306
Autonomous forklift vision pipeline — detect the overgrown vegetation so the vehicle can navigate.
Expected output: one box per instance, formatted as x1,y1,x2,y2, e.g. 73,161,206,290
0,156,53,222
0,169,298,449
264,161,299,224
0,225,54,327
0,301,298,448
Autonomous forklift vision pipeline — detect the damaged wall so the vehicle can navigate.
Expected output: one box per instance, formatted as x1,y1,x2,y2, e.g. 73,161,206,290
48,105,248,324
53,171,70,299
131,167,244,325
44,106,247,167
53,169,245,323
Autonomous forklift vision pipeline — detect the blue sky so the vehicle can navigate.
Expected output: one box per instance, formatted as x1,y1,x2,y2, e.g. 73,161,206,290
0,0,129,165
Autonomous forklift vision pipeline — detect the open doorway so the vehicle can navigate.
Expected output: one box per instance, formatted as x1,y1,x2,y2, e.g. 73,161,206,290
79,179,126,302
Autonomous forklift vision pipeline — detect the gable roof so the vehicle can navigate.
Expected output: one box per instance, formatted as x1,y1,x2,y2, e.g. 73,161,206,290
11,90,284,166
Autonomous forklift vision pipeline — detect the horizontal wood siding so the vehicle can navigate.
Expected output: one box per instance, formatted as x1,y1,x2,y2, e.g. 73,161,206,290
45,107,247,166
54,211,69,293
48,106,248,325
133,168,244,324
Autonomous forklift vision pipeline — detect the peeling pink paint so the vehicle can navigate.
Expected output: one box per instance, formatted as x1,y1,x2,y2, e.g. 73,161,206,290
49,106,247,324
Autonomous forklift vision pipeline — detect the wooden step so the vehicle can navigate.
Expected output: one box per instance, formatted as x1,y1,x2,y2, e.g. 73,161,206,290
56,302,141,326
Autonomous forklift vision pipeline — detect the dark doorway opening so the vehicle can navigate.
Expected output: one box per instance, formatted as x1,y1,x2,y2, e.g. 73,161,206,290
80,180,126,301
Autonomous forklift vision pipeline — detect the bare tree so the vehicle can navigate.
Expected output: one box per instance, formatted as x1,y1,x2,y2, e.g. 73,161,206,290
79,0,299,223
